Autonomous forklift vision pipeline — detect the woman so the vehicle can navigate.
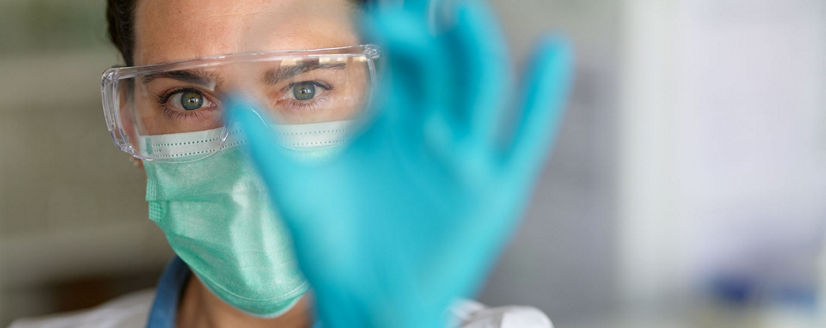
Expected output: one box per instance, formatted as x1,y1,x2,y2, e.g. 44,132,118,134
12,0,571,327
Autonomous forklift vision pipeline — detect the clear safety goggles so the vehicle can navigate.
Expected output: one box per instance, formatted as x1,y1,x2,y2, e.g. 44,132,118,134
101,45,380,162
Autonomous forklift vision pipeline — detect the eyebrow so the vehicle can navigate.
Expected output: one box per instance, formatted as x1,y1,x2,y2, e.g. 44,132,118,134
263,61,347,84
141,69,221,86
137,61,347,86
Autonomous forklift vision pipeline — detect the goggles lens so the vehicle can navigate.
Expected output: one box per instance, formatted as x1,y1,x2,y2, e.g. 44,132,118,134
102,46,377,162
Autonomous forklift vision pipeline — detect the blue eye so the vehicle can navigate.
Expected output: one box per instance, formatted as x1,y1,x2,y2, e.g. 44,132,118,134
180,90,204,110
163,89,214,112
292,82,317,100
157,88,218,124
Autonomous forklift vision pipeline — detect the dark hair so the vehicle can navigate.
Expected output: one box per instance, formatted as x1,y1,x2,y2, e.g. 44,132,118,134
106,0,368,66
106,0,137,66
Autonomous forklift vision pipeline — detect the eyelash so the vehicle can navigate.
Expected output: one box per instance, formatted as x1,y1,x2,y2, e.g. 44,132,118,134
278,81,333,111
157,87,217,120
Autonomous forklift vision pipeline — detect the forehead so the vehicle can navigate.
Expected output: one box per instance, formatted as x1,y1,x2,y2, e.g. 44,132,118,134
134,0,360,65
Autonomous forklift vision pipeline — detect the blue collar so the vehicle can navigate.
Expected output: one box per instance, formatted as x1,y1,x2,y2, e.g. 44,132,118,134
146,257,190,328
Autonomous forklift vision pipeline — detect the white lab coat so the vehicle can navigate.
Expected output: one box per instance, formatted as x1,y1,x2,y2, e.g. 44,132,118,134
9,289,552,328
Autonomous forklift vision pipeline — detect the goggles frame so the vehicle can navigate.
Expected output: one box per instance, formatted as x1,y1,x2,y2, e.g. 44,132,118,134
101,45,380,162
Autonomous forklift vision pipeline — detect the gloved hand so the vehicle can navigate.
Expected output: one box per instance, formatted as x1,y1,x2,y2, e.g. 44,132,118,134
227,1,573,327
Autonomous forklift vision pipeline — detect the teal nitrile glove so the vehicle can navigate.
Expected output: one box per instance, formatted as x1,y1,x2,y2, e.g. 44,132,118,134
227,1,573,327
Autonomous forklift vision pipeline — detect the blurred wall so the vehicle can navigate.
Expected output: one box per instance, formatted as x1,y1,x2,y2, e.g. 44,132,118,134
0,0,172,325
617,0,826,311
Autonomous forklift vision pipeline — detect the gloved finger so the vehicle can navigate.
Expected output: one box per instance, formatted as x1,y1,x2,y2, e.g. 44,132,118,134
504,37,573,179
402,0,432,14
361,8,452,140
224,96,316,235
449,0,510,144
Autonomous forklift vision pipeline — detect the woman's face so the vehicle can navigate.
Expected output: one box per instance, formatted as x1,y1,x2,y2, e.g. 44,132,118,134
128,0,367,134
134,0,361,65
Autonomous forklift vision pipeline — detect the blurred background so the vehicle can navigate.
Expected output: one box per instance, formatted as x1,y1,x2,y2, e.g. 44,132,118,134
0,0,824,327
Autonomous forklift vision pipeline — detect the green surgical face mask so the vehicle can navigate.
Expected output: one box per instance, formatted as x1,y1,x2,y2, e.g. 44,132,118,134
142,121,351,317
